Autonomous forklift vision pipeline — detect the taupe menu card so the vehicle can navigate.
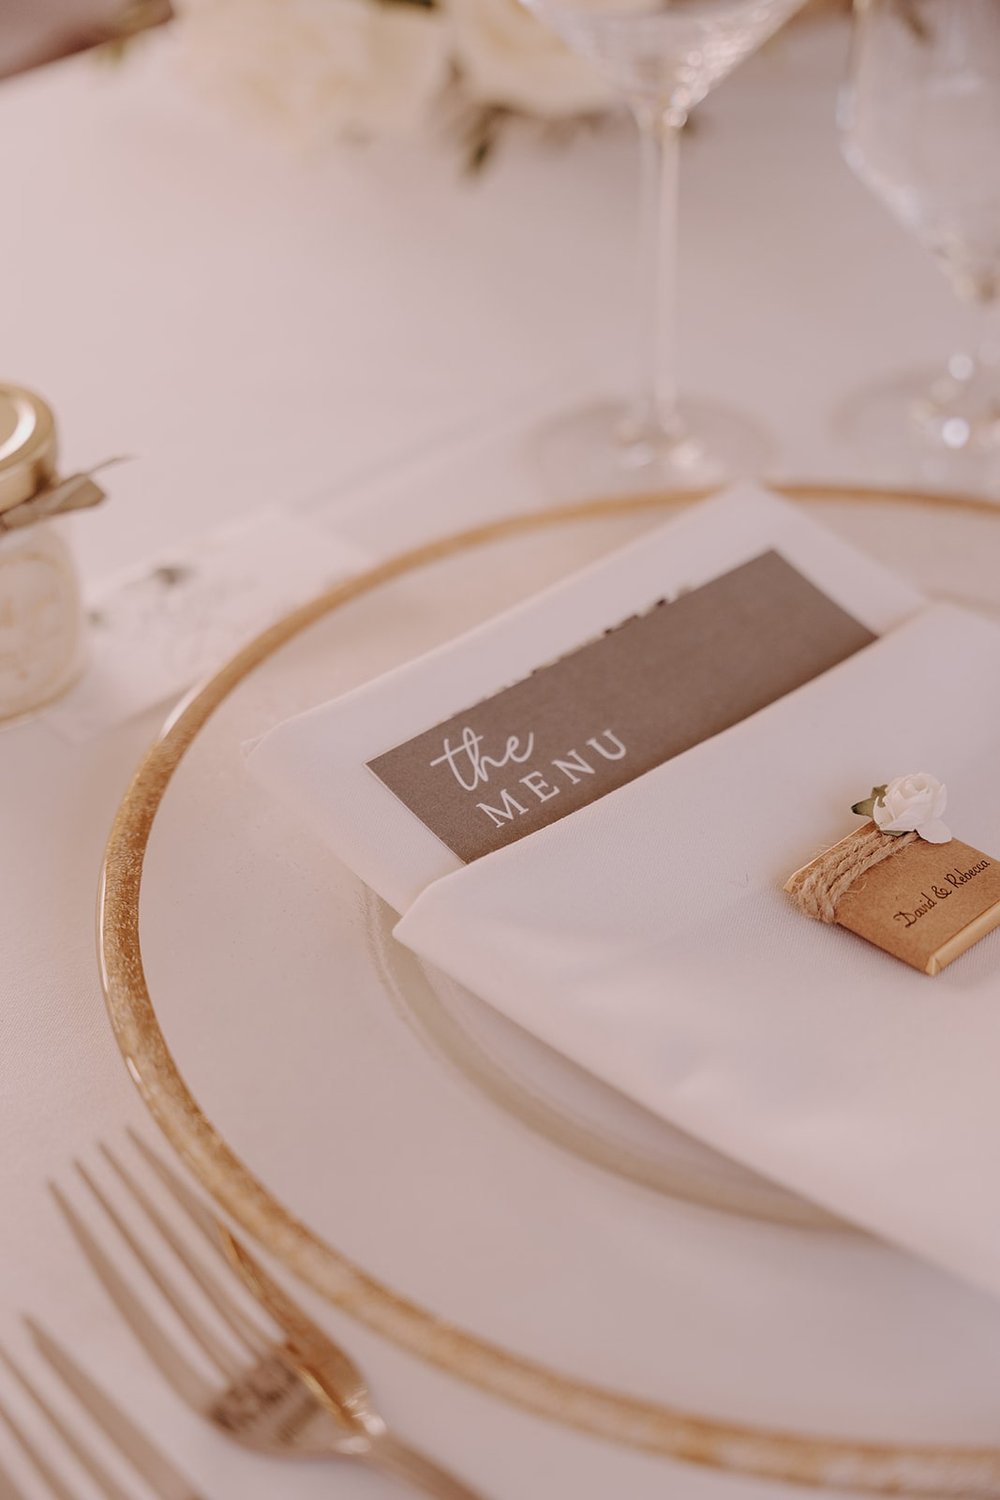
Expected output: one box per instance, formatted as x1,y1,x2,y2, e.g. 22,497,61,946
368,550,876,864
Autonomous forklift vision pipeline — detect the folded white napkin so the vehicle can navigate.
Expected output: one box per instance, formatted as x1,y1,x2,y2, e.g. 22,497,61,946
249,487,923,912
397,602,1000,1299
249,486,1000,1297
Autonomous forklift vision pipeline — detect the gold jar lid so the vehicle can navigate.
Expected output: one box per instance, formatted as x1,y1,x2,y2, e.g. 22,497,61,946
0,384,58,516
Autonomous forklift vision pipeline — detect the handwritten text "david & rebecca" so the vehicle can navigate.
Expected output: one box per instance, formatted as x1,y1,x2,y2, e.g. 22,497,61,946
893,859,991,928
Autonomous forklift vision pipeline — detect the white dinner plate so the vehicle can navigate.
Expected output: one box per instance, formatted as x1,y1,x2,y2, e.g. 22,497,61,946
100,486,1000,1495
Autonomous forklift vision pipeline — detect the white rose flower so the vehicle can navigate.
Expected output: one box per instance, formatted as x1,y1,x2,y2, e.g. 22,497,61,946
178,0,450,143
871,772,951,844
446,0,613,118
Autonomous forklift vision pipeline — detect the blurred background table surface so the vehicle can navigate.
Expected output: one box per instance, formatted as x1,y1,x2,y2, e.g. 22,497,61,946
2,12,980,573
1,14,992,1500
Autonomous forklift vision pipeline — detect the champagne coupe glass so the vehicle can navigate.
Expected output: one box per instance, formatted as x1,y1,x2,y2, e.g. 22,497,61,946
519,0,808,497
838,0,1000,470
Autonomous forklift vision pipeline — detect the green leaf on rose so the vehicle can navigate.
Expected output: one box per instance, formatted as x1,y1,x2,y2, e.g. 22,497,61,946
851,784,888,820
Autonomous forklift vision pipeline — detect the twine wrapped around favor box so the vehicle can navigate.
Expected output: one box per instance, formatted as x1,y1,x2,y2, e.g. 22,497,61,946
786,823,918,924
784,774,1000,974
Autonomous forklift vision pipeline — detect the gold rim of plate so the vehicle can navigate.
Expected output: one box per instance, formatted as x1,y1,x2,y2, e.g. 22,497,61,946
99,483,1000,1496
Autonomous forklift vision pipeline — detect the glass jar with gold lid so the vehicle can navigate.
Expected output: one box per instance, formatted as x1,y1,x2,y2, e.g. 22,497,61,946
0,384,100,722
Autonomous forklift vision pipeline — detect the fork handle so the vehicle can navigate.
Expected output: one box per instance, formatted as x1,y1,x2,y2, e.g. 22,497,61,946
362,1432,484,1500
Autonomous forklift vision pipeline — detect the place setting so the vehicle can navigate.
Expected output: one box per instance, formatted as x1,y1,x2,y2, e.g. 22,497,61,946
4,1,1000,1498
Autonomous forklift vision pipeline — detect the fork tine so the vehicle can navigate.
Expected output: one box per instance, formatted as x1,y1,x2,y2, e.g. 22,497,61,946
49,1183,214,1413
100,1145,269,1361
0,1378,80,1500
128,1134,368,1417
0,1344,133,1500
26,1321,206,1500
126,1134,255,1276
129,1137,364,1386
74,1162,241,1382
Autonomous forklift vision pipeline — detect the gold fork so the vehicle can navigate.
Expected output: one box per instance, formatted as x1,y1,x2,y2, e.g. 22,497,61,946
52,1132,483,1499
0,1325,204,1499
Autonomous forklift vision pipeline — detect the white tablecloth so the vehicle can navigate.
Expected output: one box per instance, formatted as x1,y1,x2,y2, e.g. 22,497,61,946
2,15,995,1499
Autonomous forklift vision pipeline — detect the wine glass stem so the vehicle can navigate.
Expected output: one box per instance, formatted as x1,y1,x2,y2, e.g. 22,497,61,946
630,103,686,445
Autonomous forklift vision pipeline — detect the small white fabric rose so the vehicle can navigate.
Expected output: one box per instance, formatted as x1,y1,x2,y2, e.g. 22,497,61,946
872,772,951,844
447,0,613,118
178,0,450,143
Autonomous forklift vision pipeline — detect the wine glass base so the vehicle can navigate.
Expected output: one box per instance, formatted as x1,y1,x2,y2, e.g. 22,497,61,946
529,397,776,501
834,366,1000,492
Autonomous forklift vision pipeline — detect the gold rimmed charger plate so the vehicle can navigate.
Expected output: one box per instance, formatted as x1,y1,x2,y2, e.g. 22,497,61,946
100,483,1000,1496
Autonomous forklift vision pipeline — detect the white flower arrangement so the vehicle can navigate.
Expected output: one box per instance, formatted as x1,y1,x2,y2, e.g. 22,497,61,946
174,0,614,167
852,772,952,845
